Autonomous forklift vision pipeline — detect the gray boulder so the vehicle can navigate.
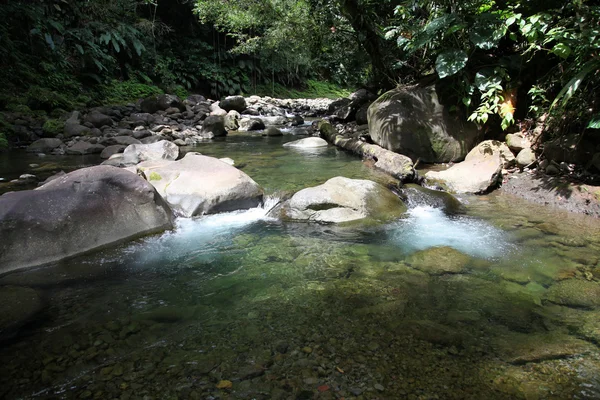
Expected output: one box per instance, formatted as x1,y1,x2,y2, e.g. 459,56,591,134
220,96,247,113
283,137,328,148
224,110,241,131
368,86,480,162
66,141,105,155
239,118,266,131
100,145,126,159
26,138,63,153
263,126,283,137
516,148,536,168
424,140,510,194
279,176,406,224
141,94,185,114
64,111,91,138
85,111,113,128
123,140,179,165
137,153,264,217
506,133,531,153
101,136,142,146
0,166,174,273
202,115,227,138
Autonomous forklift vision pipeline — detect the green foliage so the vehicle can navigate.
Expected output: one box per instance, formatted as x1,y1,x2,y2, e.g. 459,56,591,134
254,80,352,99
42,119,65,137
98,79,163,105
0,132,7,150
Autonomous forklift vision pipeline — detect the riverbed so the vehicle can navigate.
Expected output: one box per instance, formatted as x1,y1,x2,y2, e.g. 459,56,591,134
1,131,600,399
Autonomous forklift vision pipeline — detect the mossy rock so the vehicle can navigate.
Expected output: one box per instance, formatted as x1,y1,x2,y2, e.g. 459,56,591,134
407,246,470,275
42,119,65,138
545,279,600,309
148,172,162,181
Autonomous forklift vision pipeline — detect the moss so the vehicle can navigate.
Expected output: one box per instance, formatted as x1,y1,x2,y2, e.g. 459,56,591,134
98,79,163,105
42,119,65,137
148,172,162,181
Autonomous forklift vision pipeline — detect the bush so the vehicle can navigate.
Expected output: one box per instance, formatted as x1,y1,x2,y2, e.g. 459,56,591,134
99,80,163,105
25,86,74,111
42,119,65,137
0,132,7,150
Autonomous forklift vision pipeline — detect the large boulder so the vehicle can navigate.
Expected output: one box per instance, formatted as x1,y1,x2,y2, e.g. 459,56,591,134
239,118,266,132
398,184,463,214
85,111,113,128
141,94,185,114
202,115,227,138
368,86,480,162
65,141,105,155
64,111,91,138
137,153,264,217
283,137,328,148
100,145,126,159
0,166,174,273
224,110,241,131
26,138,63,153
279,176,407,224
220,96,247,113
424,140,510,194
505,133,531,153
123,140,179,165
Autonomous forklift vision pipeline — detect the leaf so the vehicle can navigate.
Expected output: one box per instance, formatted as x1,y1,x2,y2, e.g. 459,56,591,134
552,43,571,59
75,44,84,54
112,40,121,53
44,33,55,50
551,60,600,109
587,116,600,129
54,4,61,11
470,25,503,50
474,69,502,91
435,49,468,79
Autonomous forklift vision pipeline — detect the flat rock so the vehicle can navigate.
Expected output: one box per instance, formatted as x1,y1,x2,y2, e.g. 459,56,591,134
283,137,328,148
27,138,63,153
545,279,600,308
66,141,105,155
407,246,470,274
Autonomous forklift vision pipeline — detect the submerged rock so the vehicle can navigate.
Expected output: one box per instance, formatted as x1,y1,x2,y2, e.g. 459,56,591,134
545,279,600,309
424,140,510,194
398,184,463,214
0,286,43,340
368,86,480,162
283,137,328,148
137,153,264,217
0,166,174,273
407,246,470,275
26,138,63,153
279,176,406,223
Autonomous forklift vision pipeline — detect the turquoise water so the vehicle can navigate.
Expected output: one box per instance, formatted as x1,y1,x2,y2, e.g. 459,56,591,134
1,132,600,399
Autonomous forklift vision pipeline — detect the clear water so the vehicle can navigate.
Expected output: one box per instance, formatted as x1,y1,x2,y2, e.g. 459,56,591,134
1,131,600,399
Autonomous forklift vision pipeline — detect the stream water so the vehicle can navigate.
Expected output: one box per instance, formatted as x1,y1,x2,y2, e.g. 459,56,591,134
1,131,600,399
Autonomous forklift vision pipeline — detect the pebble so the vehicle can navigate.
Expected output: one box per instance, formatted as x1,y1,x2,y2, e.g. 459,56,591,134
302,346,313,354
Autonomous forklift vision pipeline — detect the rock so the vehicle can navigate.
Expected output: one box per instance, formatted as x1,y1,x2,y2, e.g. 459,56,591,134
516,148,536,168
26,138,63,153
123,140,179,165
85,111,113,128
0,286,43,339
185,94,206,105
0,166,174,273
398,184,463,214
209,103,228,116
219,157,235,166
66,141,105,155
424,140,510,194
544,134,595,165
202,115,227,138
290,115,304,126
100,136,141,146
278,176,406,223
100,145,126,159
505,133,531,153
545,163,560,175
260,116,288,126
355,103,369,125
283,137,328,148
129,113,155,125
140,135,163,144
239,118,265,131
220,96,247,112
407,246,470,274
64,113,91,138
588,152,600,172
137,153,264,217
327,98,350,115
263,126,283,137
224,110,240,131
368,86,480,162
101,154,125,167
141,94,185,113
545,279,600,308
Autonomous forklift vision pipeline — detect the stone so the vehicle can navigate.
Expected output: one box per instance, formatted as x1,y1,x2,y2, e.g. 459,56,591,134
278,176,406,223
224,110,240,131
545,279,600,308
202,115,227,138
66,141,105,155
26,138,63,153
100,145,126,159
85,111,113,128
137,153,264,217
123,140,179,165
516,148,536,168
239,118,265,131
398,184,463,214
0,166,174,273
209,103,227,116
505,133,531,153
219,96,247,113
424,140,511,194
368,86,480,162
407,246,470,275
141,94,185,114
100,136,141,146
544,134,595,165
355,103,369,125
0,286,43,339
263,126,283,137
64,113,91,138
283,137,328,148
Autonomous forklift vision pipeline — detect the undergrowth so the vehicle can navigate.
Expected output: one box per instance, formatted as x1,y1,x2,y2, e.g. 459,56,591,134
254,80,352,99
